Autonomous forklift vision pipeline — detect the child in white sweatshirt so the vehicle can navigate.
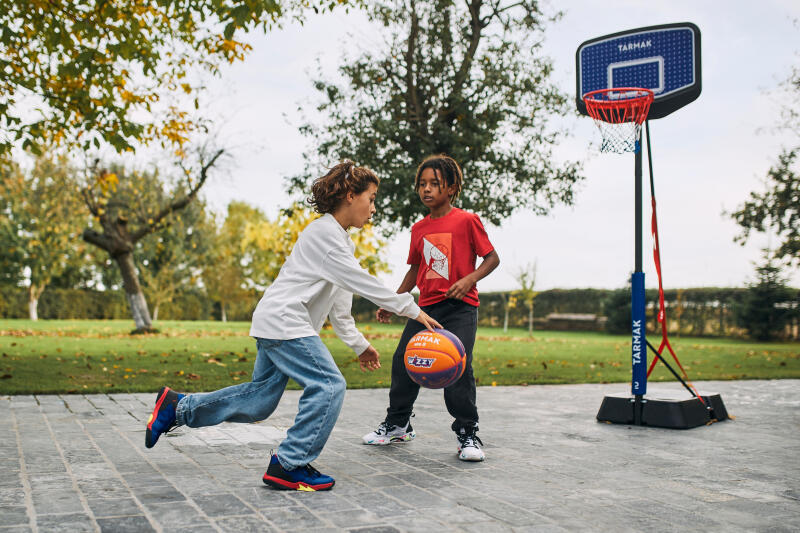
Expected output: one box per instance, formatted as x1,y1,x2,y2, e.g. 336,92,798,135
144,161,441,491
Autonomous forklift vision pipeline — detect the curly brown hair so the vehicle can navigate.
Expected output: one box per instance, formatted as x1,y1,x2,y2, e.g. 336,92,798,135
413,154,463,200
307,160,380,214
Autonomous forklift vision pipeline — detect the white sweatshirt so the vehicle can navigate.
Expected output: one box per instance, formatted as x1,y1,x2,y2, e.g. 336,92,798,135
249,213,421,354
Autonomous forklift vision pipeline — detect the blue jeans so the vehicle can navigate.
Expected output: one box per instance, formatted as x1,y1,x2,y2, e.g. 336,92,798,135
175,336,346,471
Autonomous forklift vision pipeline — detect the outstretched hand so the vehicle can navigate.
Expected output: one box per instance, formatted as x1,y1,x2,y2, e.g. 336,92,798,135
358,345,381,372
415,310,443,331
375,308,393,323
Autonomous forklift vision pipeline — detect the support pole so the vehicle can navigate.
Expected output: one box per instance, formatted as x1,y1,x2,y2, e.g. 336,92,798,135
632,132,647,425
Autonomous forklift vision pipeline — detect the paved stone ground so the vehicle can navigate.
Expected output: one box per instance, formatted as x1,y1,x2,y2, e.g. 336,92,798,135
2,379,799,532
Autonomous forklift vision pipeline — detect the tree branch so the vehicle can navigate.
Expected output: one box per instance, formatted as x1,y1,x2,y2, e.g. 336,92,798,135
81,228,113,252
129,148,224,242
404,0,428,138
434,0,484,128
80,186,99,217
489,0,525,19
451,0,484,103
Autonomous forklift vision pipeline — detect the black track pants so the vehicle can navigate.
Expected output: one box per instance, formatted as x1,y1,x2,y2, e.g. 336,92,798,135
385,298,478,433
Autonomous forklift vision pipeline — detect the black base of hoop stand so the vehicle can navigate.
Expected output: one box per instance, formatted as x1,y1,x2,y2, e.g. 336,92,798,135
597,392,728,429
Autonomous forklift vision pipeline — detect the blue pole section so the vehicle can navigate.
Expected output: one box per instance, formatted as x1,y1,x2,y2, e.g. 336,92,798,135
631,271,647,395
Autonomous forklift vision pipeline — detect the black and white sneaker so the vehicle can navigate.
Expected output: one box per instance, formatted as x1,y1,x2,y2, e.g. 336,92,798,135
362,420,415,445
457,428,485,461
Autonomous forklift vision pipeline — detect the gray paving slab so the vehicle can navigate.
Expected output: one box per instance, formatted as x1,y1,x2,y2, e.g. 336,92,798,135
2,380,799,532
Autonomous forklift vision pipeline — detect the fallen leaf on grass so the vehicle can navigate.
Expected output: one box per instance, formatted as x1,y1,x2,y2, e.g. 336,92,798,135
186,373,201,380
1,374,11,379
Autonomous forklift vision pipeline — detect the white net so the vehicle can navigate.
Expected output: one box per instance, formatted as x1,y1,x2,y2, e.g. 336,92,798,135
592,120,643,153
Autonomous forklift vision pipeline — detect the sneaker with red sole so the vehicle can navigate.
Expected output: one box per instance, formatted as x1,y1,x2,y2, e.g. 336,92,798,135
145,386,184,449
262,453,335,491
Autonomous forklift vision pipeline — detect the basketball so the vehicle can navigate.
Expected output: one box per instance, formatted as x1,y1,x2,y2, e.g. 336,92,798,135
404,328,466,389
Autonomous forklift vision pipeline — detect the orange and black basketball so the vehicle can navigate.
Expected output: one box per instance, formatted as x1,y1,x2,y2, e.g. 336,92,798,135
404,328,466,389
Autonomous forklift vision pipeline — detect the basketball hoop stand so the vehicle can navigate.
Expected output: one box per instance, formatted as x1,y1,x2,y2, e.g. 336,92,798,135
576,23,729,429
594,121,728,429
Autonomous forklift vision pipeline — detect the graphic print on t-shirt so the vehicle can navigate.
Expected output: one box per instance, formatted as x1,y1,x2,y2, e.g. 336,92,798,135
422,233,451,280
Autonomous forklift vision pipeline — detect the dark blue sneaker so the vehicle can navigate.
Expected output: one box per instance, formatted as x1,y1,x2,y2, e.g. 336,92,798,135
145,387,184,448
262,453,335,491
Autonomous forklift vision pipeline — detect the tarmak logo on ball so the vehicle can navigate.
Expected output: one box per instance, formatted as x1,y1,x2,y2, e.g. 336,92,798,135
406,355,435,368
412,334,440,346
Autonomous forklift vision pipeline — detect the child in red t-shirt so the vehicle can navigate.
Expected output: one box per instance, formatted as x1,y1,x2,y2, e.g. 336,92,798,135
362,154,500,461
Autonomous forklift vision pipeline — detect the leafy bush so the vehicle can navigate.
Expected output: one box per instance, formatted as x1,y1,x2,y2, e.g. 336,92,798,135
735,261,797,340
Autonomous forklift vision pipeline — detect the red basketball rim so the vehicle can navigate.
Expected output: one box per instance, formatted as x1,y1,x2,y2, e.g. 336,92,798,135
583,87,654,125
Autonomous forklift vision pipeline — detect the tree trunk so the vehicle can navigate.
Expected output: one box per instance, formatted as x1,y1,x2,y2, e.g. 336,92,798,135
27,284,44,321
114,251,153,330
221,302,227,323
153,304,159,322
528,302,534,336
503,307,509,333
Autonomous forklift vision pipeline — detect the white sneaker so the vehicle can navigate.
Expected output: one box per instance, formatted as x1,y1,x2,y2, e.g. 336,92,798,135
362,421,415,445
457,431,485,461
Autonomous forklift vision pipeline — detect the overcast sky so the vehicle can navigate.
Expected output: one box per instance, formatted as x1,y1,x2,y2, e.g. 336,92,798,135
196,1,800,292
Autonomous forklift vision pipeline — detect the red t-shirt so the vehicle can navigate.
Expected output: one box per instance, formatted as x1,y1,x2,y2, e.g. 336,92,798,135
407,208,495,307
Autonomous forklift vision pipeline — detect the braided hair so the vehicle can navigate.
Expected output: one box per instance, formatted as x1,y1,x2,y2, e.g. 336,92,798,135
413,154,463,201
307,160,380,214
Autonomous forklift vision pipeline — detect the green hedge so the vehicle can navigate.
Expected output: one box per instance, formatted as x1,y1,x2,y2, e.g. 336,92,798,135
354,287,798,339
0,285,229,321
2,284,797,339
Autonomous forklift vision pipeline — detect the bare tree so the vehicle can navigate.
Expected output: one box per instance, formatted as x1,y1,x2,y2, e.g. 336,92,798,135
514,261,538,336
81,148,224,331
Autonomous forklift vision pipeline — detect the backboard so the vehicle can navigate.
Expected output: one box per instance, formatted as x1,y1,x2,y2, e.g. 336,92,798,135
576,23,701,120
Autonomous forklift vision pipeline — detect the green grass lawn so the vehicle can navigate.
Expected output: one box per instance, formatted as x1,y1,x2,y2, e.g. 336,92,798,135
1,319,798,394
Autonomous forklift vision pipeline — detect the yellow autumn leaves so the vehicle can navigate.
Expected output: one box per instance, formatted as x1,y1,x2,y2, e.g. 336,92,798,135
241,202,389,278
